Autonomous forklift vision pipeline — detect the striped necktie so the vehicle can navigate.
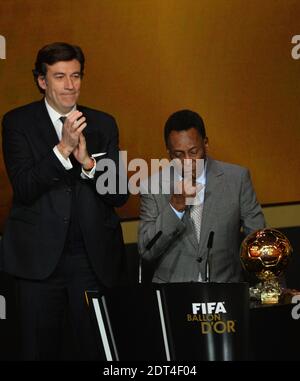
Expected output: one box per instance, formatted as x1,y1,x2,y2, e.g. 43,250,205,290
190,203,202,242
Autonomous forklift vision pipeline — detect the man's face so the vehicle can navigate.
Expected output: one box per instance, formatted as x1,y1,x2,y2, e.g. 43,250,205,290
167,127,208,179
37,59,82,114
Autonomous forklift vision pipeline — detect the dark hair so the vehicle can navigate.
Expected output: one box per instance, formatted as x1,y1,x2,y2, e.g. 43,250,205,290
164,109,206,146
32,42,85,93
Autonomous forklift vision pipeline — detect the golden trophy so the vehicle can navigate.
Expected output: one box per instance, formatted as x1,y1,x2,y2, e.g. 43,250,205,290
240,228,293,304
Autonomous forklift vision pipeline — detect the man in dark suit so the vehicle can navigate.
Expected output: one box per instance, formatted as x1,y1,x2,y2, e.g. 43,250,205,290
1,42,128,360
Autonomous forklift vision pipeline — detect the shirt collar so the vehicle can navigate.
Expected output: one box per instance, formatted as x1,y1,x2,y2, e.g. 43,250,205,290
196,159,207,184
44,98,76,124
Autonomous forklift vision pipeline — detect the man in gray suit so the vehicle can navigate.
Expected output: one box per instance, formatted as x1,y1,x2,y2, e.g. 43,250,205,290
138,109,265,283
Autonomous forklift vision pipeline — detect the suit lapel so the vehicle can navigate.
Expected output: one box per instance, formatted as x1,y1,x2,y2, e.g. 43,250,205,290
35,99,60,152
199,157,224,253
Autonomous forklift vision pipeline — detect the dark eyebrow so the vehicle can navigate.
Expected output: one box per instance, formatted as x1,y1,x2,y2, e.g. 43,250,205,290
53,71,81,75
173,146,198,152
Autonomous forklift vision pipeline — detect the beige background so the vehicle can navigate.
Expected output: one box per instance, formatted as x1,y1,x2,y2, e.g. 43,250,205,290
1,0,300,231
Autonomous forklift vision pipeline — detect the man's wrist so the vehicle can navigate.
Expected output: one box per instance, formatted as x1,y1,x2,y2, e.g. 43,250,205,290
56,142,73,159
83,157,95,171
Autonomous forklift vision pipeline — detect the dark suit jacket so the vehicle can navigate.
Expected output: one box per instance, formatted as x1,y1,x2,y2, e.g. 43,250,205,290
1,100,128,286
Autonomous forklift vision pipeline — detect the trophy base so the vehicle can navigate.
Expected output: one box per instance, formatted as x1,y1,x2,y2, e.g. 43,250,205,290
257,272,282,305
250,286,300,307
249,278,281,305
260,291,279,304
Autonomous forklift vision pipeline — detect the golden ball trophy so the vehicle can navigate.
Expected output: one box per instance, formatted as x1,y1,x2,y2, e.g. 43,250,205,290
240,228,293,304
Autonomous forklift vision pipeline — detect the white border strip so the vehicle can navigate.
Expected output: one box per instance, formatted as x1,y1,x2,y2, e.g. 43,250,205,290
156,289,171,361
138,257,142,284
101,296,119,361
92,297,113,361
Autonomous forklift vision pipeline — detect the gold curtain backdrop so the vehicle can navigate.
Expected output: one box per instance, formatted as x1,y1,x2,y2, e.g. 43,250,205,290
1,0,300,230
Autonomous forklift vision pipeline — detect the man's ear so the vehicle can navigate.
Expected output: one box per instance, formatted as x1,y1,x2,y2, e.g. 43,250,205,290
203,136,209,156
37,75,47,91
167,148,173,160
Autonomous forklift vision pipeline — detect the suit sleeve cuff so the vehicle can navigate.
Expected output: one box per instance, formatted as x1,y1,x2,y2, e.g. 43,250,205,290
81,157,96,179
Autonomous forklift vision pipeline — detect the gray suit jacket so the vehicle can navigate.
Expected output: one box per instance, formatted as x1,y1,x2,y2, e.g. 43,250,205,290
138,157,265,283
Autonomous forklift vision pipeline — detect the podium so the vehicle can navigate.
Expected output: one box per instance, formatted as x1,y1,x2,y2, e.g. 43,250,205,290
86,282,249,361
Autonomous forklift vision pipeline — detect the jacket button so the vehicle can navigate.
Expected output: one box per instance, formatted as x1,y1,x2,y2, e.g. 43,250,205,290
66,188,72,193
63,217,69,223
196,257,202,263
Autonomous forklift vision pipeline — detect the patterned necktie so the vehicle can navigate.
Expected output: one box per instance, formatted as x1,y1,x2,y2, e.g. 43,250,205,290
190,203,202,242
